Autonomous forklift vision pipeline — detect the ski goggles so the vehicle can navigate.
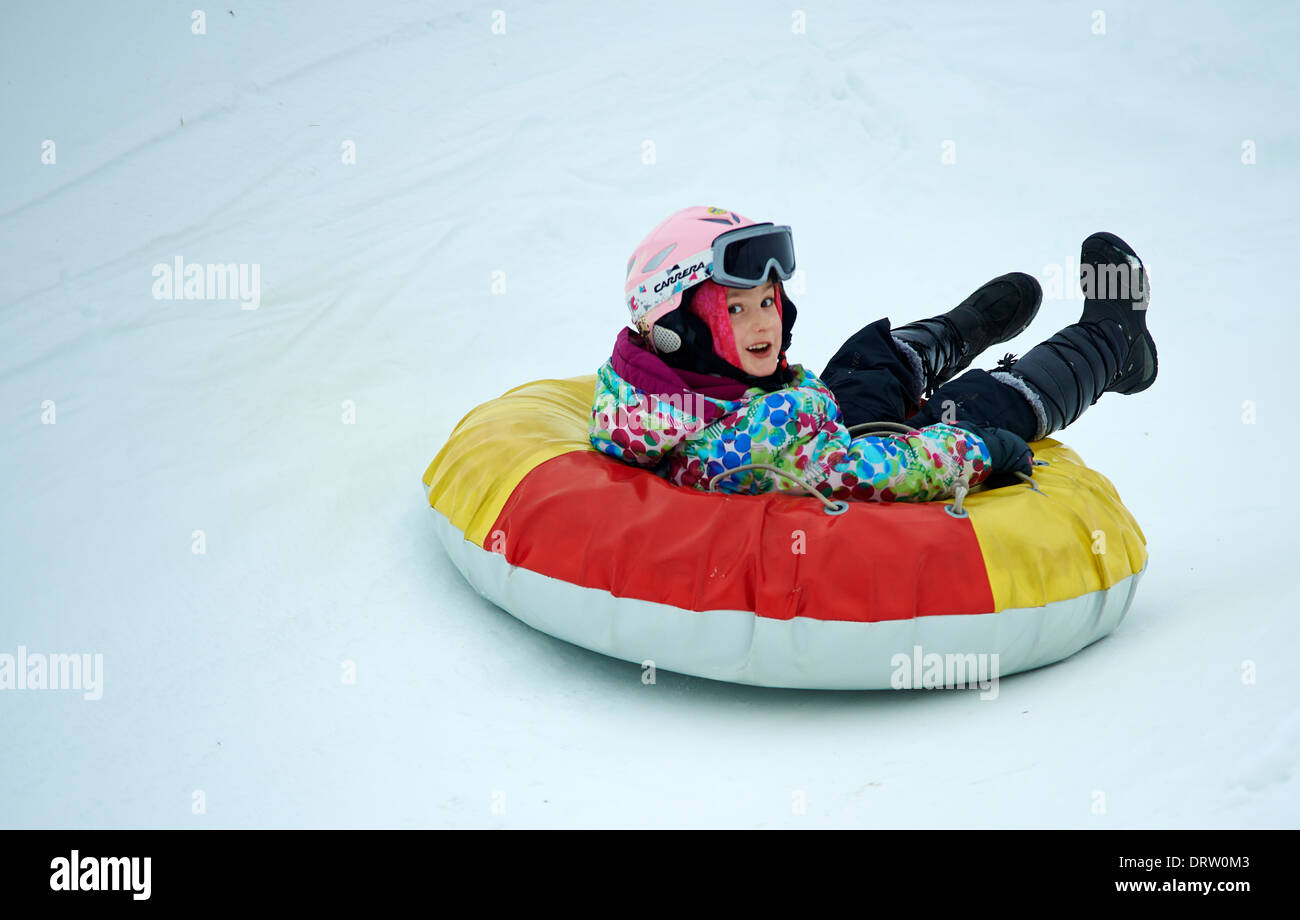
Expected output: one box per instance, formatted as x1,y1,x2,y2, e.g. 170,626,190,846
709,223,797,288
628,223,797,322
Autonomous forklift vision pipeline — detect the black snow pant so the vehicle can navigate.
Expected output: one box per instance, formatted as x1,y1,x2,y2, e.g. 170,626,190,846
818,317,1039,443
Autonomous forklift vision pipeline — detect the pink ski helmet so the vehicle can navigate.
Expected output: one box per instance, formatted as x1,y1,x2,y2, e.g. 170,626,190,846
623,206,796,352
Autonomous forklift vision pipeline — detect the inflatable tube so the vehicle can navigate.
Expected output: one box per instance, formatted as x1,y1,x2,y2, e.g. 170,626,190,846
421,376,1148,690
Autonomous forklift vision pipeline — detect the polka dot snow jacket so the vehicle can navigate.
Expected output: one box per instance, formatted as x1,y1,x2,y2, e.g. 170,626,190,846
588,329,994,503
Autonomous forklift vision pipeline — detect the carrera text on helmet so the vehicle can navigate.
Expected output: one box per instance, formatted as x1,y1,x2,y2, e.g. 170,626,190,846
653,259,709,295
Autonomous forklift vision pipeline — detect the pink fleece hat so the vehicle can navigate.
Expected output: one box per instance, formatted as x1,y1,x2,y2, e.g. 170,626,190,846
687,279,784,370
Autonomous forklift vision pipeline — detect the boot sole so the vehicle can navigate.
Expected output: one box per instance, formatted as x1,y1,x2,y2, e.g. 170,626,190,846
960,272,1043,341
944,272,1043,377
893,272,1042,394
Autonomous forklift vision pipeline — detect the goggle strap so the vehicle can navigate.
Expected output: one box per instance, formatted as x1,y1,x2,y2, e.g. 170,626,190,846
628,246,714,323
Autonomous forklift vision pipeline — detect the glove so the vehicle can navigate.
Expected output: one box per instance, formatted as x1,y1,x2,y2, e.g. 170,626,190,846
954,422,1033,481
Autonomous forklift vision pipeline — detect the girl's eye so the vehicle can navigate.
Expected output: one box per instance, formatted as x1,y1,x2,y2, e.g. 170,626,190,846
728,297,774,314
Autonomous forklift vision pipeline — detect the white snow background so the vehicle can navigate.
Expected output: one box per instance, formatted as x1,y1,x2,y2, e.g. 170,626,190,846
2,0,1297,828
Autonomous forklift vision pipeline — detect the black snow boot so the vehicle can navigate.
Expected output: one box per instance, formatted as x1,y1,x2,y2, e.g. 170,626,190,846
991,232,1157,440
892,272,1042,399
1079,231,1158,394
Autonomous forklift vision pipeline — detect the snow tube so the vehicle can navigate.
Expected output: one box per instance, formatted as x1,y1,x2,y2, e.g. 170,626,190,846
420,375,1148,690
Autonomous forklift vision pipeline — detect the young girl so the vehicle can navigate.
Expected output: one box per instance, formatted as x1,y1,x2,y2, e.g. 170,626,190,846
589,205,1157,503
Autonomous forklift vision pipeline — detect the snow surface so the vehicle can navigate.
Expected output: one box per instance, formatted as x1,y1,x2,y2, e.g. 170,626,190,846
2,0,1297,829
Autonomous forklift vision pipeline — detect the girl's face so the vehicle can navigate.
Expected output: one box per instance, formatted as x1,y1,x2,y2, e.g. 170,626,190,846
725,281,781,377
